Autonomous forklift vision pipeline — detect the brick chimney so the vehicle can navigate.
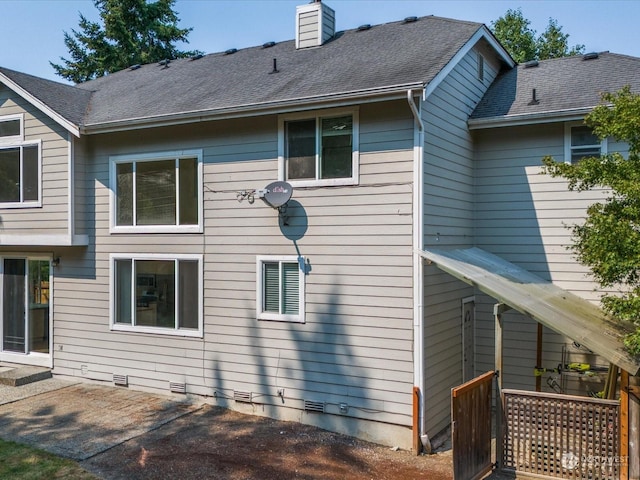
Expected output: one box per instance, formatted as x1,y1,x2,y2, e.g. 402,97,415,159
295,0,335,49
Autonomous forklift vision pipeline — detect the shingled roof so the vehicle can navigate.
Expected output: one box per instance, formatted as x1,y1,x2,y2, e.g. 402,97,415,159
0,66,93,131
2,15,492,133
75,15,488,130
470,52,640,126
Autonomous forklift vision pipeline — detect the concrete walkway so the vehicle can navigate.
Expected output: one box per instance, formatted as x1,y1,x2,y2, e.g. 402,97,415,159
0,378,202,461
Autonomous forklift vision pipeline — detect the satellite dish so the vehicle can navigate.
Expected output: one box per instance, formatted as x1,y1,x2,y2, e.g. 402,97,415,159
261,181,293,208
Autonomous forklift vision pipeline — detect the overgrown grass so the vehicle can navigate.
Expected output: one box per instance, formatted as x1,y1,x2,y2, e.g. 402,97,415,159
0,438,97,479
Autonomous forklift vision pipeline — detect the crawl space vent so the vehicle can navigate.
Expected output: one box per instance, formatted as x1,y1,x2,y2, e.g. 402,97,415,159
234,390,253,403
304,400,325,413
113,374,128,386
169,382,187,394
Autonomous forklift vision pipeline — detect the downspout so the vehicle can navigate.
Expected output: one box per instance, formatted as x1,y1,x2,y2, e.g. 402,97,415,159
407,89,427,452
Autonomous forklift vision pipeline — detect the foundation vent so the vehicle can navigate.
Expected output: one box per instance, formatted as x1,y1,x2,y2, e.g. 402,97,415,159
234,390,253,403
113,374,128,386
304,400,325,413
169,382,187,394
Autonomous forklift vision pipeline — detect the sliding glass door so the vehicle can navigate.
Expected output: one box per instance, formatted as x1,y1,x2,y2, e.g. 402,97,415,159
2,259,26,352
1,258,50,356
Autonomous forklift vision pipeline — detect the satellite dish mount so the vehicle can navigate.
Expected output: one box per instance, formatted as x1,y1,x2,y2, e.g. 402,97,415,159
258,181,293,222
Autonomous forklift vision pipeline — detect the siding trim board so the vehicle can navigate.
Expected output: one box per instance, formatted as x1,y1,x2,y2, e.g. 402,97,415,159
424,27,514,100
0,234,89,246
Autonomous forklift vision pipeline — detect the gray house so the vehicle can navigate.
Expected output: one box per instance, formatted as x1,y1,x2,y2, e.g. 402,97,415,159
1,1,639,450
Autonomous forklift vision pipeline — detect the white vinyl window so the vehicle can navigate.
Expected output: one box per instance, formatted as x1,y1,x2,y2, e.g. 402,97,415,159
565,123,607,164
0,115,23,144
109,150,203,233
110,254,203,337
278,108,359,187
0,115,41,208
257,256,305,323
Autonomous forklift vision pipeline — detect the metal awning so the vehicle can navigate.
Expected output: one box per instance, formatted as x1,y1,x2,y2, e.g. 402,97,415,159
419,247,640,375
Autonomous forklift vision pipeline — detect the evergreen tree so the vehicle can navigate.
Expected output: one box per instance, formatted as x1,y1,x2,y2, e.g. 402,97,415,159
51,0,200,83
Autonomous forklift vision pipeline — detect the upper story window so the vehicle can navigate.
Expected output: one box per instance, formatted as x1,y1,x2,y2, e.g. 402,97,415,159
111,253,203,337
0,116,22,143
279,108,359,187
566,123,607,164
0,114,41,208
110,150,203,233
257,256,306,323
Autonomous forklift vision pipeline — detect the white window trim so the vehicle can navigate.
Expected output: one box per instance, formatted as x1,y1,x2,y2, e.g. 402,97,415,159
109,149,204,234
564,122,607,164
0,113,24,146
109,253,204,337
0,139,42,209
256,255,306,323
278,107,359,188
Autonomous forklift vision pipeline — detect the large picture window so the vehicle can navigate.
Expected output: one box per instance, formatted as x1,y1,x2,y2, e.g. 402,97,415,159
111,254,202,336
257,256,305,323
279,109,358,187
110,150,202,233
0,115,40,208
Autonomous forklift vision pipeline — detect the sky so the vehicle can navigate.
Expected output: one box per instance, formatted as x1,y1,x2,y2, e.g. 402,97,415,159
1,0,639,84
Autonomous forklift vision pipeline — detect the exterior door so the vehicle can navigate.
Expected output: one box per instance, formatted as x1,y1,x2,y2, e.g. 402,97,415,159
1,257,50,359
462,297,475,382
2,259,26,352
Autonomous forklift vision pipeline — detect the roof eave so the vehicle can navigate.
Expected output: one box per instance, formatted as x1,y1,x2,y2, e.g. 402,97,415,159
468,107,595,130
0,71,82,138
425,25,515,99
81,82,425,135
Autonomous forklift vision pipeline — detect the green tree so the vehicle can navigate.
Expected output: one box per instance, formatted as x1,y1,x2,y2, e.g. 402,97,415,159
51,0,200,83
542,86,640,355
490,9,537,63
491,9,584,63
537,18,585,60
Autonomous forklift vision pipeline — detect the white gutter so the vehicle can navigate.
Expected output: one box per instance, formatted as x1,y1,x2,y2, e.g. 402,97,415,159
468,107,595,130
408,89,426,449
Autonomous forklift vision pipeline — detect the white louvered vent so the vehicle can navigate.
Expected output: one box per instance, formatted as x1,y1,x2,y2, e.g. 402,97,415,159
304,400,325,413
169,382,187,394
234,390,253,403
113,374,128,386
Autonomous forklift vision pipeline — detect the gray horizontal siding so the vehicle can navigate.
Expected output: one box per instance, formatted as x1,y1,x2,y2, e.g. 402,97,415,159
473,121,630,391
0,85,70,236
420,46,499,437
52,99,416,430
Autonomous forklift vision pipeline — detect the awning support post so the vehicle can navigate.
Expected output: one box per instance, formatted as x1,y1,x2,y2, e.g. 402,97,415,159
494,302,511,471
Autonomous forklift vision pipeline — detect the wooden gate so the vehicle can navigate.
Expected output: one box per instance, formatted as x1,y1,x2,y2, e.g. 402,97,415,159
451,370,495,480
501,389,620,479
